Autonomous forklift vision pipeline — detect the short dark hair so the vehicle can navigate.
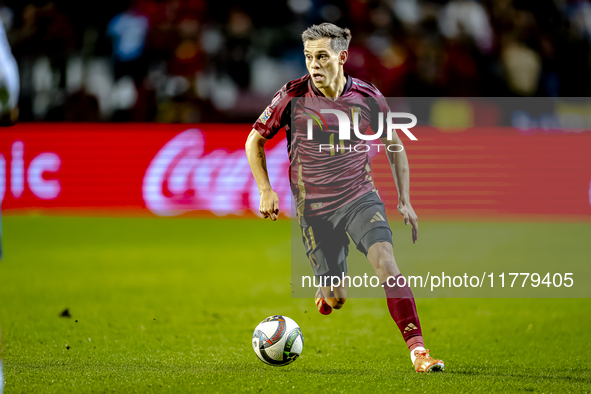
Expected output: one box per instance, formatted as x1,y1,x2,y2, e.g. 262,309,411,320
301,23,352,53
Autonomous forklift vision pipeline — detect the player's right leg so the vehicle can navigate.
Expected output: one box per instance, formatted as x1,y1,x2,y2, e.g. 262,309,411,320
318,282,347,309
301,217,349,315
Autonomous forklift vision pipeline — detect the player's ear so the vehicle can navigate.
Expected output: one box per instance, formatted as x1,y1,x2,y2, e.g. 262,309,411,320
339,50,348,66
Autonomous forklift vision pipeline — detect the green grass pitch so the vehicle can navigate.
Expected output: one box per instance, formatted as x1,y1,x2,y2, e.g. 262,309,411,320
0,216,590,393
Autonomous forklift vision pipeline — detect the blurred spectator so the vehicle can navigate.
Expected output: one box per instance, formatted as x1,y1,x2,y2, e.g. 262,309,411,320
0,4,18,124
439,0,493,53
501,34,541,96
106,0,149,84
221,8,252,89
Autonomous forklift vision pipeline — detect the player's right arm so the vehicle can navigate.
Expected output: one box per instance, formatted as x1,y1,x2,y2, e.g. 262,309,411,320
246,80,295,221
246,129,279,221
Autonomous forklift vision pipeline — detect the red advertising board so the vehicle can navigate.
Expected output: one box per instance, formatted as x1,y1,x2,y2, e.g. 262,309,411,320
0,123,589,220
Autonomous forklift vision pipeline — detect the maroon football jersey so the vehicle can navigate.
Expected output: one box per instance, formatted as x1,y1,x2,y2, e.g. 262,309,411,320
253,74,390,217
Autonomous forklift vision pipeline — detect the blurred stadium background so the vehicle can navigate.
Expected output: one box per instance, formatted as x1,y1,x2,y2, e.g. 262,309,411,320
3,0,591,123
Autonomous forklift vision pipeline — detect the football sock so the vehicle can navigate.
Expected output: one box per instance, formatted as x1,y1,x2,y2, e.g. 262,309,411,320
382,274,425,352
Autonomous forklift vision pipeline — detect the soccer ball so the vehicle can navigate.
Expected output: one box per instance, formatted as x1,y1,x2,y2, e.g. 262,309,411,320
252,315,303,366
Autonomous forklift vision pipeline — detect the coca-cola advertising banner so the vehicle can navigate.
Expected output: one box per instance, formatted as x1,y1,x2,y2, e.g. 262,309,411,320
0,123,589,219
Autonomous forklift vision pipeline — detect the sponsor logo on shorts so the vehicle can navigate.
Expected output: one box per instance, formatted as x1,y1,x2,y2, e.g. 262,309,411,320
370,212,386,223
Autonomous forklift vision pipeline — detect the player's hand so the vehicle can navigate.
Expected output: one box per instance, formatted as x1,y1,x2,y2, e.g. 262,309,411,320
398,201,418,243
260,189,279,221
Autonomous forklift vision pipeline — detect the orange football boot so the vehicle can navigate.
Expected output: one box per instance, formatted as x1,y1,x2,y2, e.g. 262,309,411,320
413,349,445,372
314,288,332,315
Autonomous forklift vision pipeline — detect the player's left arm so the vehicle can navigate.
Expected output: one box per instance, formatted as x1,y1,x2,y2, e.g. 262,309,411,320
379,133,418,243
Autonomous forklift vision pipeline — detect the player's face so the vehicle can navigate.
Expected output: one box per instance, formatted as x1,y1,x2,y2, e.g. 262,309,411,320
304,38,344,89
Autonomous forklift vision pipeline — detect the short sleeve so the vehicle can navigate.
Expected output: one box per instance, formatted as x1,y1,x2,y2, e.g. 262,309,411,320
253,86,292,139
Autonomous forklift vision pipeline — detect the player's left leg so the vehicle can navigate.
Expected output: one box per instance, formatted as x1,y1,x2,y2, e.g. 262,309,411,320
363,235,424,352
364,239,443,372
344,191,444,372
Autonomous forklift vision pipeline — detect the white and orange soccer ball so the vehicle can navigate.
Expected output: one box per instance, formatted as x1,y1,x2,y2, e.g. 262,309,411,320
252,315,303,366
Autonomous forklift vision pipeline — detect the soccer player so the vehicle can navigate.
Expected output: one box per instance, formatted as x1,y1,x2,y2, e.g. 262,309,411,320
245,23,444,373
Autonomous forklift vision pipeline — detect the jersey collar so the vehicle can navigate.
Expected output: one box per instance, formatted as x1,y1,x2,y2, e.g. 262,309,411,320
309,73,352,98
